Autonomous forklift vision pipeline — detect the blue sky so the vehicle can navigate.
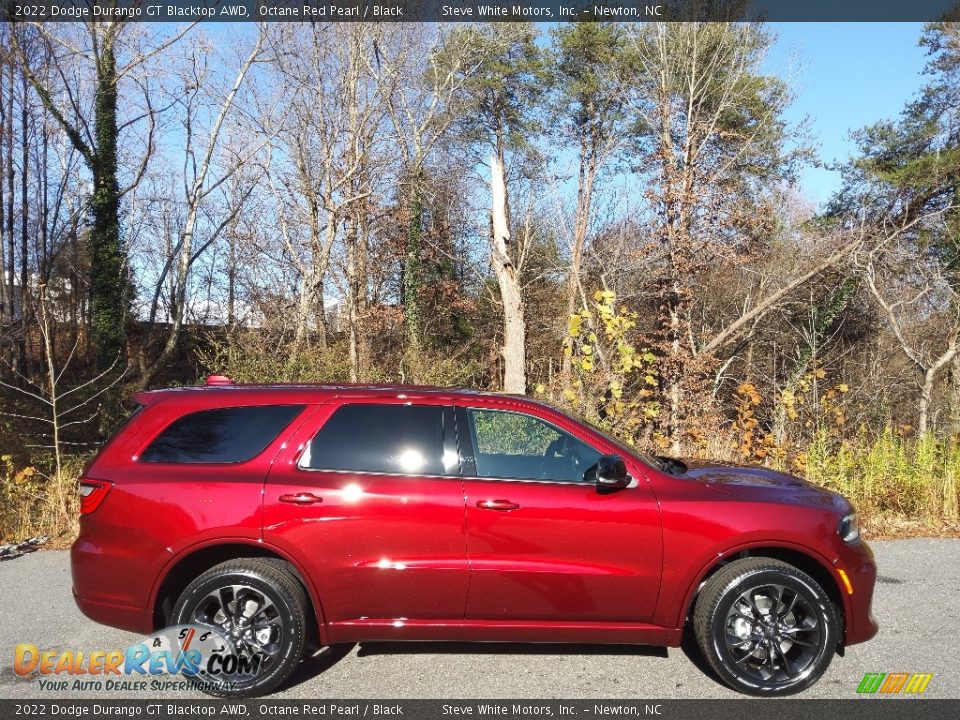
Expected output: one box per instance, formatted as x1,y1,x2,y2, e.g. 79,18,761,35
198,21,933,209
766,22,929,206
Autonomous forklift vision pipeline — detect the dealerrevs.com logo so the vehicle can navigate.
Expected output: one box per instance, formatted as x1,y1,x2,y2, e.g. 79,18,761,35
13,625,261,693
856,672,934,695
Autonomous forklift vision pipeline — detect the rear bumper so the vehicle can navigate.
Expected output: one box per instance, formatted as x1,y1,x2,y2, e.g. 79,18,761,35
71,535,154,634
836,540,878,646
72,588,152,634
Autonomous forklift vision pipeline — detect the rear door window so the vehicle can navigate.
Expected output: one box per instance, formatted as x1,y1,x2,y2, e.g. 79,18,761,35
299,403,448,476
141,405,305,464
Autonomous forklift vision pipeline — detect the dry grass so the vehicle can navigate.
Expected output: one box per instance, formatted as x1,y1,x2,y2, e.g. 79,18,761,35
804,432,960,538
0,454,85,546
3,433,960,545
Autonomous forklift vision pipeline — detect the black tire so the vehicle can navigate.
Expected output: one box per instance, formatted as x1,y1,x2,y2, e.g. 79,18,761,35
692,557,838,696
171,558,310,697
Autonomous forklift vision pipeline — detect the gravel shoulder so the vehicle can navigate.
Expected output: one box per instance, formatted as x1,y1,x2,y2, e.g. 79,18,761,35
1,539,957,699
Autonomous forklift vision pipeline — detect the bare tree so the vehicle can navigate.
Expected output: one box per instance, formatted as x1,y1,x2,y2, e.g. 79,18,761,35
0,286,123,478
10,21,194,365
268,24,390,380
375,25,489,366
490,154,527,393
863,240,960,435
136,28,268,388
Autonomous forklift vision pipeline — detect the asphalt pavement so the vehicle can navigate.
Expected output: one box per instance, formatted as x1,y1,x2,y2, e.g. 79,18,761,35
1,539,957,699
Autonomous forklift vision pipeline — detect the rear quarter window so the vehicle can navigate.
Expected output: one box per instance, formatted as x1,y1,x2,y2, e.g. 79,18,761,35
141,405,305,464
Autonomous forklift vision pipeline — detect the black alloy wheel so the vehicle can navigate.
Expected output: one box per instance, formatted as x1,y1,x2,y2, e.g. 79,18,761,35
693,557,839,696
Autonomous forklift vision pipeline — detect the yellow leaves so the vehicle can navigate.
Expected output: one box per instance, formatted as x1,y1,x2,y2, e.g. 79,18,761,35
837,383,849,393
790,452,808,474
813,368,826,379
13,466,37,486
534,383,545,394
557,288,661,444
736,382,762,406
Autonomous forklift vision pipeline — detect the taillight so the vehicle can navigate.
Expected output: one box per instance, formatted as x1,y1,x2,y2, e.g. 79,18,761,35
79,479,112,515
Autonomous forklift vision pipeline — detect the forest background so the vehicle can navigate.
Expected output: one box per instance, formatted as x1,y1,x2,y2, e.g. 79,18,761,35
1,17,959,543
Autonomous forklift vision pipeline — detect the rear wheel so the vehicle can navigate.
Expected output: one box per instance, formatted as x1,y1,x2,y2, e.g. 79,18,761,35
693,557,838,696
171,558,309,697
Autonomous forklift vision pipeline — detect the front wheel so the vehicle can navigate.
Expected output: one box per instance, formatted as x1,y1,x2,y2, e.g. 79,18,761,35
693,557,839,696
171,558,309,697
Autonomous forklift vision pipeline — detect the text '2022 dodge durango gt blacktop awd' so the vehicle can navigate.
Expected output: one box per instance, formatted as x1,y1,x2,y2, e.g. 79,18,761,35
72,378,877,697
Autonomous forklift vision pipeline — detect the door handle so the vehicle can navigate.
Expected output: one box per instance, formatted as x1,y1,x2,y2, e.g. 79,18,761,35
279,492,323,505
476,499,520,511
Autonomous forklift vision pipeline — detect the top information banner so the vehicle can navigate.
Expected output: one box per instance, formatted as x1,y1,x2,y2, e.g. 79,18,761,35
2,0,960,23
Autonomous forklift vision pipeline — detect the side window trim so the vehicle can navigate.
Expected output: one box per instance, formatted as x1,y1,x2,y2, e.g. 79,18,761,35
442,406,461,476
455,405,602,485
454,406,478,477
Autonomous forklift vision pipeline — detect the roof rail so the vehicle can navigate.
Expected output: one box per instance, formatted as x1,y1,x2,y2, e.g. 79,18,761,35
205,374,234,386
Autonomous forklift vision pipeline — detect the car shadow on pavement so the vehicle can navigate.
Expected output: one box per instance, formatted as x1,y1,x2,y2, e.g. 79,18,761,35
354,641,670,658
285,644,357,688
679,624,724,688
285,638,715,693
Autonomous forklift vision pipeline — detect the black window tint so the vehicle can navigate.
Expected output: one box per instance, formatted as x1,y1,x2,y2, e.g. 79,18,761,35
467,408,601,483
141,405,304,464
301,404,446,476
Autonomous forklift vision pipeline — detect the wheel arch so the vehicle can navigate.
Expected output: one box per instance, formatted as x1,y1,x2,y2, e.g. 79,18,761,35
151,540,328,645
682,543,848,649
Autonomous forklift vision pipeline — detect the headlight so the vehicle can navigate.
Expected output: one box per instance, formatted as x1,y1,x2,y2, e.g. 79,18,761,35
839,513,860,544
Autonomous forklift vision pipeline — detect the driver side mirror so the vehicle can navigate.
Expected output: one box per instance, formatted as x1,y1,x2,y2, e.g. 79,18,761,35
595,454,630,491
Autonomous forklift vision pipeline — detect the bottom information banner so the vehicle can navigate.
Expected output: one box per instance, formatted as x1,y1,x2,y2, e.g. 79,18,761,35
1,700,957,720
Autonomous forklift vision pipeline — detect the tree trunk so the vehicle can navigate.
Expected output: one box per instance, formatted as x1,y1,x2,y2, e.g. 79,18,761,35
0,61,6,322
89,32,126,368
19,70,29,375
356,212,370,380
403,164,425,378
226,223,237,329
346,220,360,383
919,368,935,436
490,154,526,394
292,198,331,355
5,61,14,330
561,140,598,383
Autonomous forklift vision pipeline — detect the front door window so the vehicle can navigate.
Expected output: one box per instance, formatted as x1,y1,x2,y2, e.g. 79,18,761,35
465,408,601,483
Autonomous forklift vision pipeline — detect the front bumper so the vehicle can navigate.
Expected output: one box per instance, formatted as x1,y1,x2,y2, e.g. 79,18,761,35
835,539,878,645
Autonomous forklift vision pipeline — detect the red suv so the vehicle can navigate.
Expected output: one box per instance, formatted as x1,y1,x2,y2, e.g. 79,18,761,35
72,379,877,697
